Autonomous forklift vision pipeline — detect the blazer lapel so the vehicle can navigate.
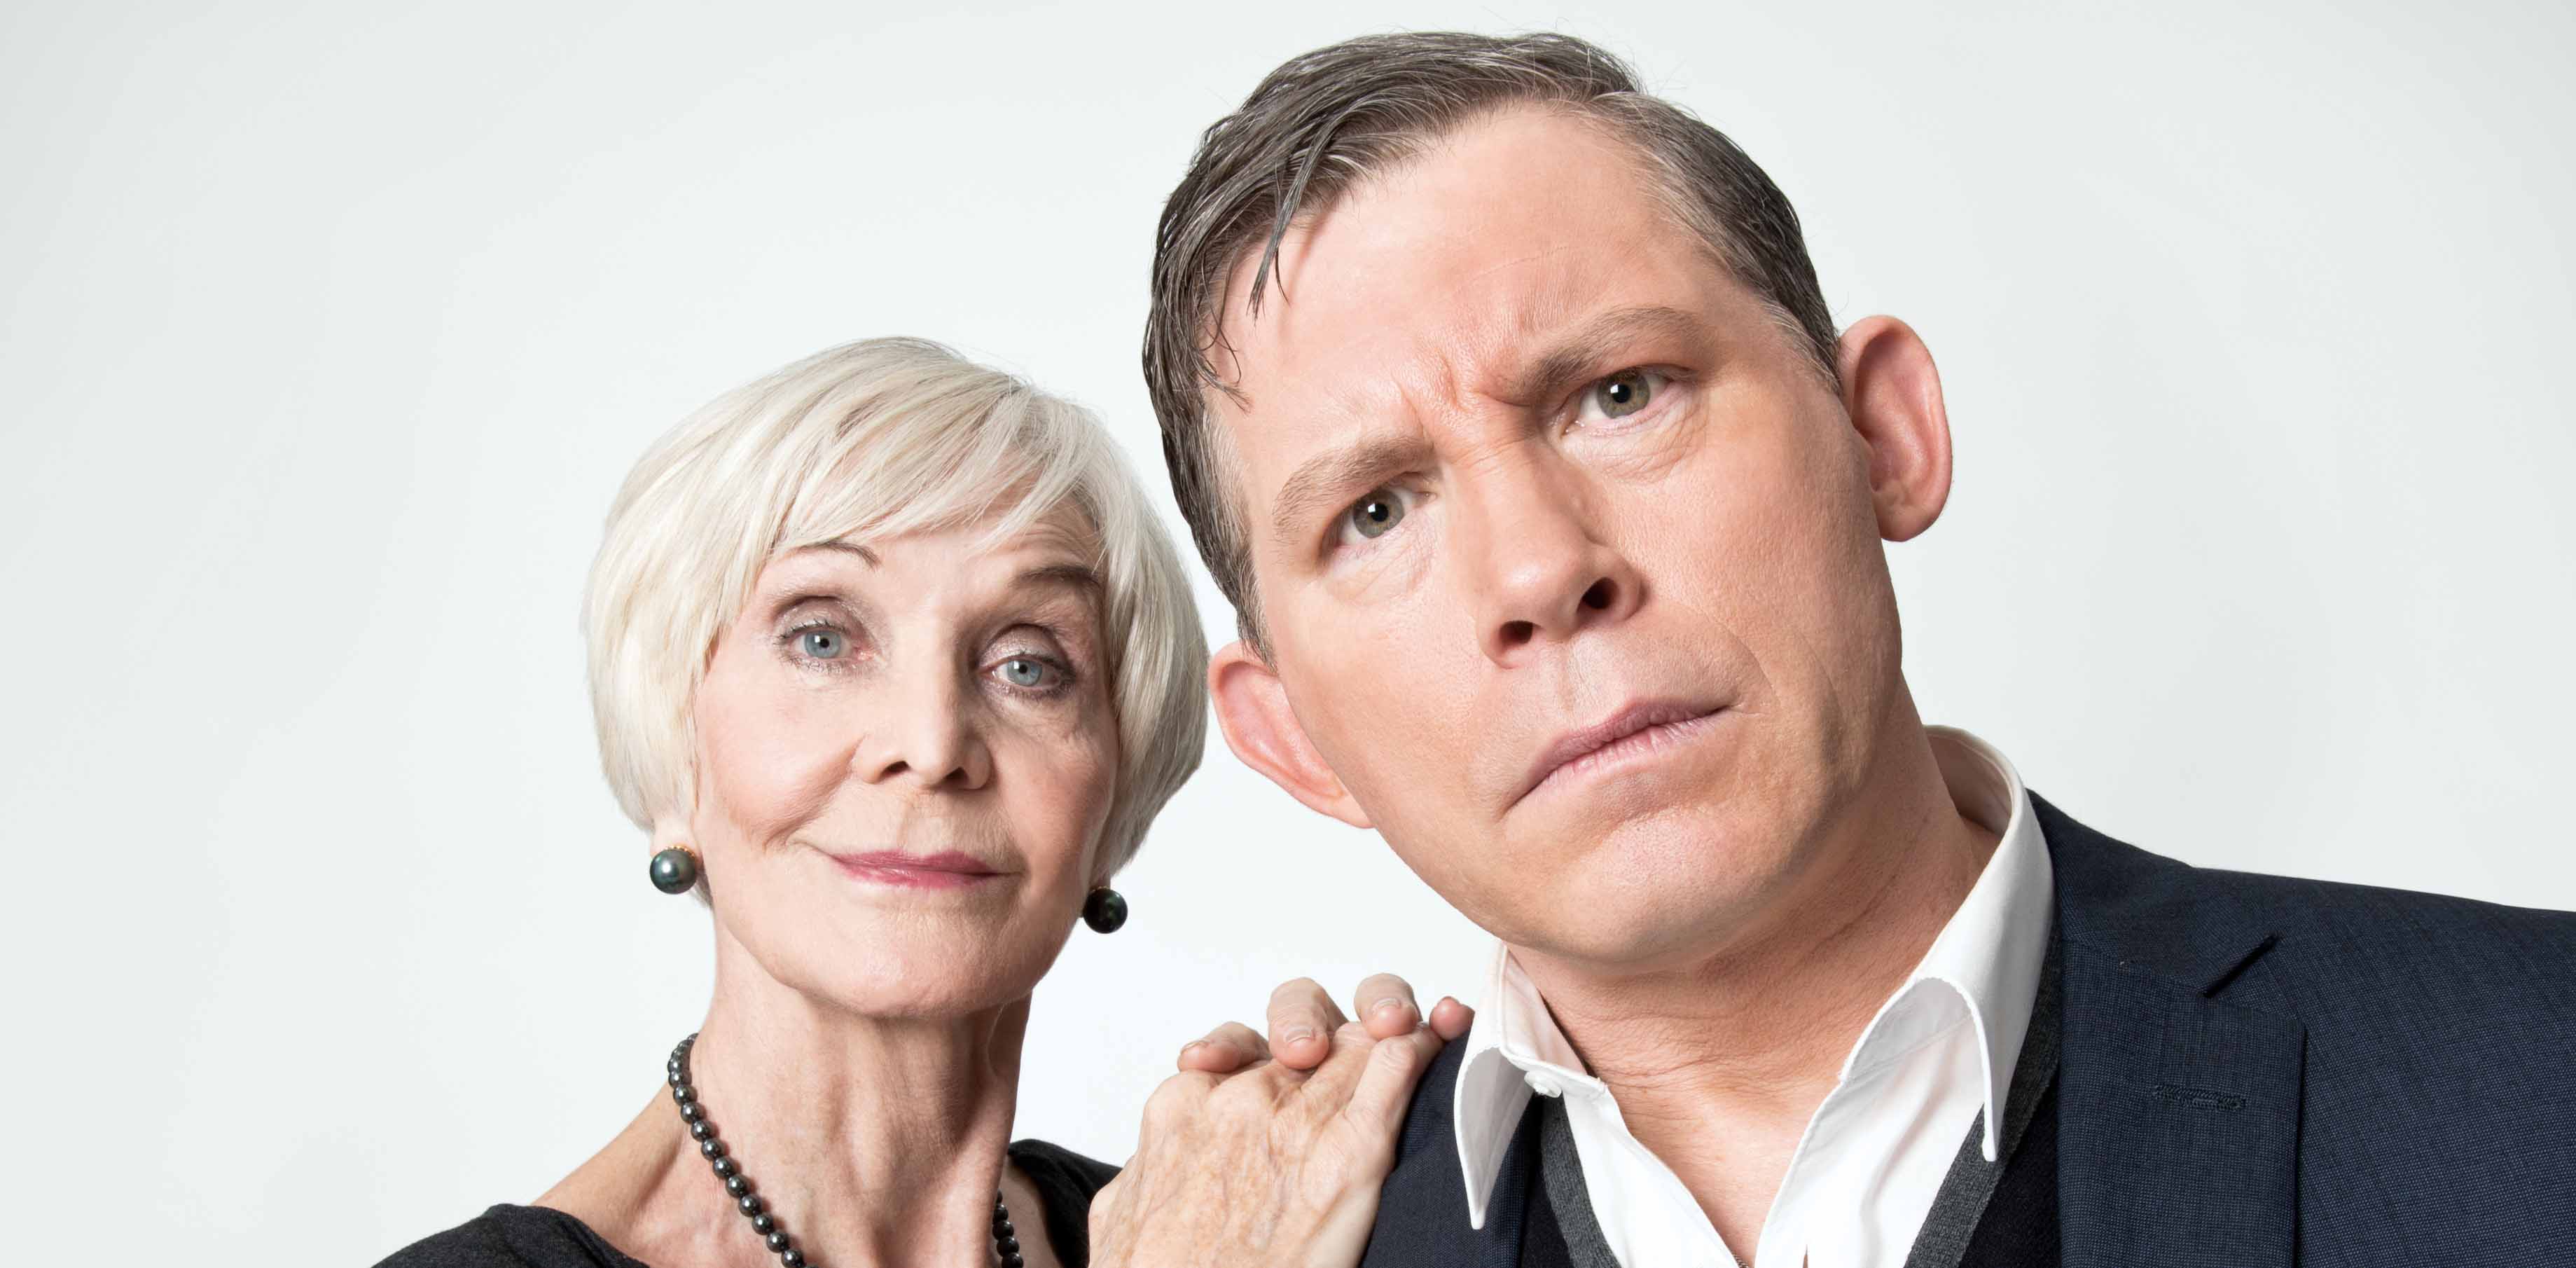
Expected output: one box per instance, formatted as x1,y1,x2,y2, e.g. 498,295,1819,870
2035,796,2304,1268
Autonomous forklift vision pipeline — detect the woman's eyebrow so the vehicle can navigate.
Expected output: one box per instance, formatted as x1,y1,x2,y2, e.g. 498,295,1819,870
1013,562,1103,593
803,539,880,565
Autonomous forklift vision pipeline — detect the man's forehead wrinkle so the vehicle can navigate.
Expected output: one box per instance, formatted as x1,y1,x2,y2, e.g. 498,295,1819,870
1453,425,1543,482
1234,310,1460,453
1401,334,1477,425
1450,240,1584,298
1224,333,1415,458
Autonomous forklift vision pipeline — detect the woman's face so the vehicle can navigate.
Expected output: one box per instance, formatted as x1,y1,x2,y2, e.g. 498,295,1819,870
685,511,1121,1019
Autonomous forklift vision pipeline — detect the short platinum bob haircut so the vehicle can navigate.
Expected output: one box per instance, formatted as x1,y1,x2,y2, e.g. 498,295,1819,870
583,337,1207,878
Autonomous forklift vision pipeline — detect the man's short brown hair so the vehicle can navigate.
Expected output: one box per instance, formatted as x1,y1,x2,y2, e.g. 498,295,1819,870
1143,31,1840,652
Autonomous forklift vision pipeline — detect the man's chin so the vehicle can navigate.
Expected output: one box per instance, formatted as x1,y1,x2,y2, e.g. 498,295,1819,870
1503,905,1759,977
1482,813,1802,970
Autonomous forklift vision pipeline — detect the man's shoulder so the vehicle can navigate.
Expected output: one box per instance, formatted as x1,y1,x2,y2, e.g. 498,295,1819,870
2042,792,2570,946
1392,1038,1474,1164
1369,1039,1528,1267
2038,793,2576,1055
2039,797,2576,1254
2208,862,2575,1052
2207,858,2576,953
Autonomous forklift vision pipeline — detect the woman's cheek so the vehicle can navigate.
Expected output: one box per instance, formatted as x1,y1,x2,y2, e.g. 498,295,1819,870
702,684,852,843
1011,733,1118,875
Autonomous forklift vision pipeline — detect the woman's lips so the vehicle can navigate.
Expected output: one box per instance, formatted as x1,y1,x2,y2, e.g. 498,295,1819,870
824,850,1007,890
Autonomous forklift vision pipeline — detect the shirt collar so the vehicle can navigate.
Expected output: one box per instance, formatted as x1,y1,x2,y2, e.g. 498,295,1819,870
1448,726,2055,1226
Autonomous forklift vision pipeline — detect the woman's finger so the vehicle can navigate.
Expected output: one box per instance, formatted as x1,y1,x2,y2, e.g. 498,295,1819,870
1338,1026,1447,1138
1267,977,1352,1070
1298,1019,1385,1103
1350,972,1422,1038
1427,994,1476,1041
1176,1021,1270,1073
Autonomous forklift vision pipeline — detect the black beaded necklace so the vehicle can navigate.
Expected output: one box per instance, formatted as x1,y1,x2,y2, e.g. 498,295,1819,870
667,1034,1027,1268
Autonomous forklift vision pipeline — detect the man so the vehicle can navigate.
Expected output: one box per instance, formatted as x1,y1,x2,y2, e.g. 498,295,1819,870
1090,31,2576,1268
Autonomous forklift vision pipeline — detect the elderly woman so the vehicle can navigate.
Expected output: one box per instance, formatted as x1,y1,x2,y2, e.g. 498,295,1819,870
380,338,1205,1268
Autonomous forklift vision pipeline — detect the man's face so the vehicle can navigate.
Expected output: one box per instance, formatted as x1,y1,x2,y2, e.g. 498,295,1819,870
1210,108,1918,970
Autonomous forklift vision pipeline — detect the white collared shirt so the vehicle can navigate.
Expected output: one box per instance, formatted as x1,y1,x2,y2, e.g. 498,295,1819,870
1450,727,2055,1268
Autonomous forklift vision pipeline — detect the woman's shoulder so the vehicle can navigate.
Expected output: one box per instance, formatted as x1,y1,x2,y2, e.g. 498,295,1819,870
373,1204,650,1268
1009,1138,1119,1267
1009,1136,1119,1198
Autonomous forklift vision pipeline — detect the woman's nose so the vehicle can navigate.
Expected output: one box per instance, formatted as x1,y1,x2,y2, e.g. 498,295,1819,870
852,670,994,791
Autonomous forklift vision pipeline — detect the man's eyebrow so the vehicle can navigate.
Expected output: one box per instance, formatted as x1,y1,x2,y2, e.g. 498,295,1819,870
1507,304,1714,406
1270,434,1427,542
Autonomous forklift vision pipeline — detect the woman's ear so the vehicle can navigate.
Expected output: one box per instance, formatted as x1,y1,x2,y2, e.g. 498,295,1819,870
1208,640,1373,830
1836,315,1955,542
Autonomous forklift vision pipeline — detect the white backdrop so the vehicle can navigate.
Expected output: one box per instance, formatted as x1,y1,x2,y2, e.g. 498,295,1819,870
4,1,2572,1260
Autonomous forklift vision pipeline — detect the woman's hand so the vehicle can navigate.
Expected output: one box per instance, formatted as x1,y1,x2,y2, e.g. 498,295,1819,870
1174,973,1475,1075
1088,975,1475,1268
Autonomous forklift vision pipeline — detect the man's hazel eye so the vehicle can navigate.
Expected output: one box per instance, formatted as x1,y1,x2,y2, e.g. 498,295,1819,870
1348,490,1405,540
1594,369,1654,418
799,629,847,659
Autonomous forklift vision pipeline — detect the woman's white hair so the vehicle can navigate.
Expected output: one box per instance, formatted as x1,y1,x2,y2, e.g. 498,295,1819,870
583,337,1206,880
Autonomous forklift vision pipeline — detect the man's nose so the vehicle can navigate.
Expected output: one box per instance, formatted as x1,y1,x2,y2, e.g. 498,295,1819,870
1454,455,1642,665
854,668,994,791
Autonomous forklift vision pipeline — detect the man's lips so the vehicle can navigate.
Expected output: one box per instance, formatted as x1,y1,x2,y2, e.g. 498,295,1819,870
824,850,1009,890
1516,699,1729,804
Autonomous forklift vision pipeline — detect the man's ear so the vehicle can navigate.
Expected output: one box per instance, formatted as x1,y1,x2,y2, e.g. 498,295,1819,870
1836,315,1954,542
1208,639,1373,830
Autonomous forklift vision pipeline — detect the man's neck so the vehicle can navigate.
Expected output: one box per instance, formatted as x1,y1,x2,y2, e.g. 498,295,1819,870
1510,723,2002,1255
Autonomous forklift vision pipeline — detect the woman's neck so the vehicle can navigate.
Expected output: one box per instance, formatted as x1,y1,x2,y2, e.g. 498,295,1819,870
543,925,1040,1268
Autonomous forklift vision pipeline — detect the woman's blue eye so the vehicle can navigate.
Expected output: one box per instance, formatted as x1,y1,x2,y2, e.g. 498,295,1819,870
999,656,1050,688
799,629,846,659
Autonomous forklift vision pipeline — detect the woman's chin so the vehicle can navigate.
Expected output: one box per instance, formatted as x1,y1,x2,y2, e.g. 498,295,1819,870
754,923,1070,1021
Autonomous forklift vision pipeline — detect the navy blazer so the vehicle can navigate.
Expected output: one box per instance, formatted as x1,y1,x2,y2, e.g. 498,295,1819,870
1360,794,2576,1267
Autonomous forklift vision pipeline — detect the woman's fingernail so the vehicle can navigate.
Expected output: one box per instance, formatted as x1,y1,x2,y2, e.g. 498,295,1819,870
1373,998,1416,1021
1179,1040,1207,1057
1281,1026,1318,1046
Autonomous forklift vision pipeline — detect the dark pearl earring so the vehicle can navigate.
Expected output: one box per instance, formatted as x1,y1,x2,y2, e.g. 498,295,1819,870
1081,887,1128,933
649,846,700,895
